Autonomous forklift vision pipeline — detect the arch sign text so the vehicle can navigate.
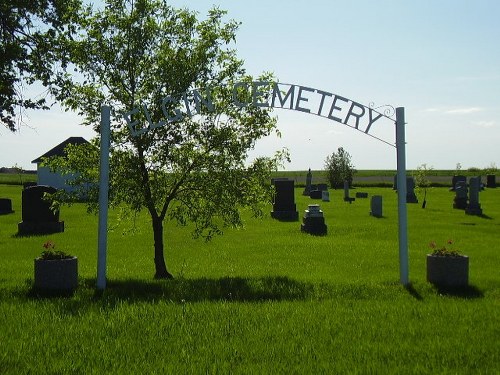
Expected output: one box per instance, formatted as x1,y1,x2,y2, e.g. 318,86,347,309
123,82,391,142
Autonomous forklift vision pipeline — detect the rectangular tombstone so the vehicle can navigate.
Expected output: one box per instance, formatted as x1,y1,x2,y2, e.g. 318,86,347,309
18,185,64,234
406,177,418,203
343,180,355,203
370,195,383,217
486,175,496,188
355,192,368,198
316,184,328,191
0,198,14,215
465,177,482,215
451,175,467,191
271,179,298,221
309,190,322,199
321,190,330,202
453,180,468,209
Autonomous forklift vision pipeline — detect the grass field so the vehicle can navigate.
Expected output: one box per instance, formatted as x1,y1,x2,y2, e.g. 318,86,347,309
0,172,37,185
1,184,499,373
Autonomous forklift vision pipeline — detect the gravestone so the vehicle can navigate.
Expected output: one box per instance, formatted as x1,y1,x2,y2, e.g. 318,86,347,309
309,183,328,199
321,190,330,202
453,180,468,209
317,184,328,191
17,185,64,234
310,190,322,199
0,198,14,215
355,192,368,198
343,180,355,203
406,177,418,203
450,175,466,191
23,182,37,190
302,169,313,196
370,195,383,217
486,175,496,188
465,177,482,215
301,204,327,235
271,179,299,221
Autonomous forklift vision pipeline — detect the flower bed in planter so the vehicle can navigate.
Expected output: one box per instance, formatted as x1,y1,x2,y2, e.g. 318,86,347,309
426,254,469,287
34,257,78,293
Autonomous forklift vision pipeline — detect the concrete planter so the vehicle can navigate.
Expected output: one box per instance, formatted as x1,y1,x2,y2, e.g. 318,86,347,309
34,257,78,292
426,254,469,287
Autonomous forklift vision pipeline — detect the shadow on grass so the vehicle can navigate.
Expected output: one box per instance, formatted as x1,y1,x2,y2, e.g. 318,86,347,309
433,284,484,299
404,283,423,301
97,276,316,303
11,232,54,238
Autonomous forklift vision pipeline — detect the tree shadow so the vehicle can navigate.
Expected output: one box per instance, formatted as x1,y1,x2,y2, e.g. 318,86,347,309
94,276,316,304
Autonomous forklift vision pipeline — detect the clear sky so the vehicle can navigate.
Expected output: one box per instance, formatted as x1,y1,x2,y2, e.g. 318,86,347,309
1,0,499,171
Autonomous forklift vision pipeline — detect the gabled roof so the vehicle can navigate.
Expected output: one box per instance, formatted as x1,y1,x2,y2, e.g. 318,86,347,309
31,137,90,164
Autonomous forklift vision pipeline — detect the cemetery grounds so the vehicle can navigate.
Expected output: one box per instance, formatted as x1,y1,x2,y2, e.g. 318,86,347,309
0,181,499,374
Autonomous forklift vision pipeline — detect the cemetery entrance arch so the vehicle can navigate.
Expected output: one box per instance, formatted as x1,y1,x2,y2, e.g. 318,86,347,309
97,82,409,289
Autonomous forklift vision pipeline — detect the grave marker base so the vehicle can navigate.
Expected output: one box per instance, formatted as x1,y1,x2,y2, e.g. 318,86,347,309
18,221,65,235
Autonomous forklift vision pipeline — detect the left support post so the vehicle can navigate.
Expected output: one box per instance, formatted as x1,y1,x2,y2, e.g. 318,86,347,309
396,107,409,285
97,105,111,290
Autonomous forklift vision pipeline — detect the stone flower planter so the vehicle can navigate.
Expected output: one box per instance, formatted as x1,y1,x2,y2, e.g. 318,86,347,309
426,254,469,287
34,256,78,293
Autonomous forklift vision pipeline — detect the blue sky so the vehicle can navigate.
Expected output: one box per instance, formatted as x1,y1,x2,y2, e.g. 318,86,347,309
1,0,499,171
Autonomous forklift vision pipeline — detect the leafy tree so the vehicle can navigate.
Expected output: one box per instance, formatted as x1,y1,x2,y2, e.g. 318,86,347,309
45,0,285,279
324,147,356,188
0,0,81,131
413,163,433,208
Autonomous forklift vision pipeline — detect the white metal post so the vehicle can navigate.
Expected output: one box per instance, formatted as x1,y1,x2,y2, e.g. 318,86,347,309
396,107,409,285
97,105,111,290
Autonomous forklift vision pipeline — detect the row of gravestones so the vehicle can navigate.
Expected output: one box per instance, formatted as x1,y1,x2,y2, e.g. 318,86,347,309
301,169,378,212
0,185,64,234
453,176,483,215
394,175,487,215
271,178,384,236
303,169,371,204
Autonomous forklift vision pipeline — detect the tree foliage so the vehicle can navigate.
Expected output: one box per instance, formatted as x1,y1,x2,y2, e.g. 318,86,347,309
0,0,81,131
324,147,356,188
44,0,286,278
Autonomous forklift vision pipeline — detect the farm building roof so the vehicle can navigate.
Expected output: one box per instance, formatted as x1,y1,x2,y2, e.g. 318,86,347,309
31,137,90,164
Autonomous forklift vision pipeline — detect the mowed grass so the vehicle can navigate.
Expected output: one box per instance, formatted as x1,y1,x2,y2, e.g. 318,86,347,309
0,184,499,374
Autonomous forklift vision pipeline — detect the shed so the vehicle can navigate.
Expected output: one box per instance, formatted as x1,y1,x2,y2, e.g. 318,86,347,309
31,137,90,191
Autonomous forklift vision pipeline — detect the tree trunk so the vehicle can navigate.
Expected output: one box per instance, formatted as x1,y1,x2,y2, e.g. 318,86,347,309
152,216,173,279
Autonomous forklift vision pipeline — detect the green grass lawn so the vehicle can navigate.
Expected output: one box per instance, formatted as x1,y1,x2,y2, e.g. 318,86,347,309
0,184,499,373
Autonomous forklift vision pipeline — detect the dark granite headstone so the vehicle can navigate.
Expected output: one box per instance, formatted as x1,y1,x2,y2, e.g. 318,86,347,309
343,180,355,203
309,190,322,199
450,175,466,191
302,169,313,196
453,180,468,209
370,195,383,217
465,177,482,215
355,192,368,198
23,182,37,190
301,204,327,235
271,179,298,221
18,185,64,234
486,175,496,188
317,184,328,191
406,177,418,203
0,198,14,215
